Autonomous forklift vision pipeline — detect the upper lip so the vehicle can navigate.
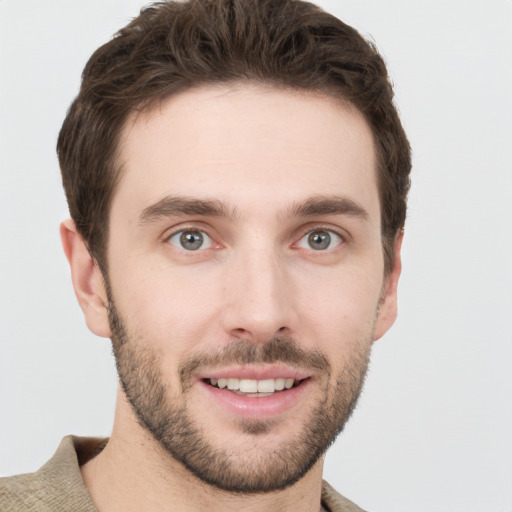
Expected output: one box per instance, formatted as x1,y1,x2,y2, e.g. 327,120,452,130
196,364,312,381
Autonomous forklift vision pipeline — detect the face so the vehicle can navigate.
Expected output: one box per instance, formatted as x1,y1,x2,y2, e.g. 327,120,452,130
98,85,399,492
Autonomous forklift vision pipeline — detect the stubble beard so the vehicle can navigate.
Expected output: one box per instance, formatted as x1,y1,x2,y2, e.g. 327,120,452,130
107,297,373,494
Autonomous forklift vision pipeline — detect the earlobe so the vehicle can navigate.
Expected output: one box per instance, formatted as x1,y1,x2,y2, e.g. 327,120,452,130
60,219,112,338
373,231,404,341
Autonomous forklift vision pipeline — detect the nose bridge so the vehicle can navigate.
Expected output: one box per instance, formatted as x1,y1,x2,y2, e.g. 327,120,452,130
222,238,295,341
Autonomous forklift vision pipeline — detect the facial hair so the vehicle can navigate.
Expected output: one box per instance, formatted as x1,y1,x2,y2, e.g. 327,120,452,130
107,297,373,494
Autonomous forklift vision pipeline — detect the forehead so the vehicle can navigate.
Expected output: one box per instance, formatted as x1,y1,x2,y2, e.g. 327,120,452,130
113,84,379,222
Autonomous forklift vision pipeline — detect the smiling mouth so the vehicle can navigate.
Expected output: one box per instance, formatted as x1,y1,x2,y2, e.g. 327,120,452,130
204,377,307,397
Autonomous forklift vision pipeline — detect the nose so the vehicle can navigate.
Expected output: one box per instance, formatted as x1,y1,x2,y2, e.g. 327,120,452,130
220,245,297,343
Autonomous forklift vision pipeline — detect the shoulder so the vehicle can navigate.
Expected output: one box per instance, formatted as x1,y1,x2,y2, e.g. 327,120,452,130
322,480,369,512
0,470,47,512
0,436,104,512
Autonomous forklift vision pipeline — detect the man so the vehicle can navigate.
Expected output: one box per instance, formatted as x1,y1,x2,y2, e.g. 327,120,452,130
0,0,411,510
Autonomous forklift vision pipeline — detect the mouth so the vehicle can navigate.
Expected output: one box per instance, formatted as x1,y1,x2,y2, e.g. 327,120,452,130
197,366,313,418
204,377,307,397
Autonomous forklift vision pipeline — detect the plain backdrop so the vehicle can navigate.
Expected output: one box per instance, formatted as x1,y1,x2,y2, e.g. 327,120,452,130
1,1,511,511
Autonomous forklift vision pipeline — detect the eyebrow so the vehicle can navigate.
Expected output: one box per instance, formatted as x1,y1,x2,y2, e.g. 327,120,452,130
138,194,369,226
287,195,369,221
138,195,238,225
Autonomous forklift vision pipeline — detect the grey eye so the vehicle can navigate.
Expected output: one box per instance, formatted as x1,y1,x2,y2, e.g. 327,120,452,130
168,230,212,251
308,231,331,250
297,230,342,251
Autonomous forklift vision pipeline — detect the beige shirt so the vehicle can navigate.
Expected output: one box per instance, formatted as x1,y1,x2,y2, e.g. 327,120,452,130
0,436,367,511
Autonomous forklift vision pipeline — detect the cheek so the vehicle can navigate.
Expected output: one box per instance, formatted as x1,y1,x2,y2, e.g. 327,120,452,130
111,262,224,351
109,246,384,364
297,269,382,357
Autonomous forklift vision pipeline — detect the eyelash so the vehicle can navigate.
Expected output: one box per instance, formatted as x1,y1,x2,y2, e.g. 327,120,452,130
294,226,345,251
166,227,216,252
164,225,346,253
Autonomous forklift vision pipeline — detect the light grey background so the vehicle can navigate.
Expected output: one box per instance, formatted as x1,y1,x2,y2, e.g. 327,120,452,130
1,1,511,511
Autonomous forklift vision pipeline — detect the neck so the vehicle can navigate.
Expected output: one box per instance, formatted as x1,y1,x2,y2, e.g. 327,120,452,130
81,390,325,512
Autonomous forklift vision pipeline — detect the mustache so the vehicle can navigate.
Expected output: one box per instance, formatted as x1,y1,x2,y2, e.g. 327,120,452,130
179,337,330,388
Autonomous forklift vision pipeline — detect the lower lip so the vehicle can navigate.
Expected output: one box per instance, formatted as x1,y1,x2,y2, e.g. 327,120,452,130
198,379,311,419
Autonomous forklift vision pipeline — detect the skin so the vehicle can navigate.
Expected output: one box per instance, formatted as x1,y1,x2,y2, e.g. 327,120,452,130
61,84,402,512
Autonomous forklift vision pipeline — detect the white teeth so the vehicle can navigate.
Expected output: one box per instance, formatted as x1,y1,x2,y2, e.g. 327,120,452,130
257,379,275,393
209,377,300,393
239,379,258,393
274,378,285,391
227,378,239,390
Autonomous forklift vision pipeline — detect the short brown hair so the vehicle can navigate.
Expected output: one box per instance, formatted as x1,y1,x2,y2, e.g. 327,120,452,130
58,0,411,275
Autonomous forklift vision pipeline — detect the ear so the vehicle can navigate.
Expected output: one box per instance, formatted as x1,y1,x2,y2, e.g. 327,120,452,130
373,231,404,341
60,219,111,338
